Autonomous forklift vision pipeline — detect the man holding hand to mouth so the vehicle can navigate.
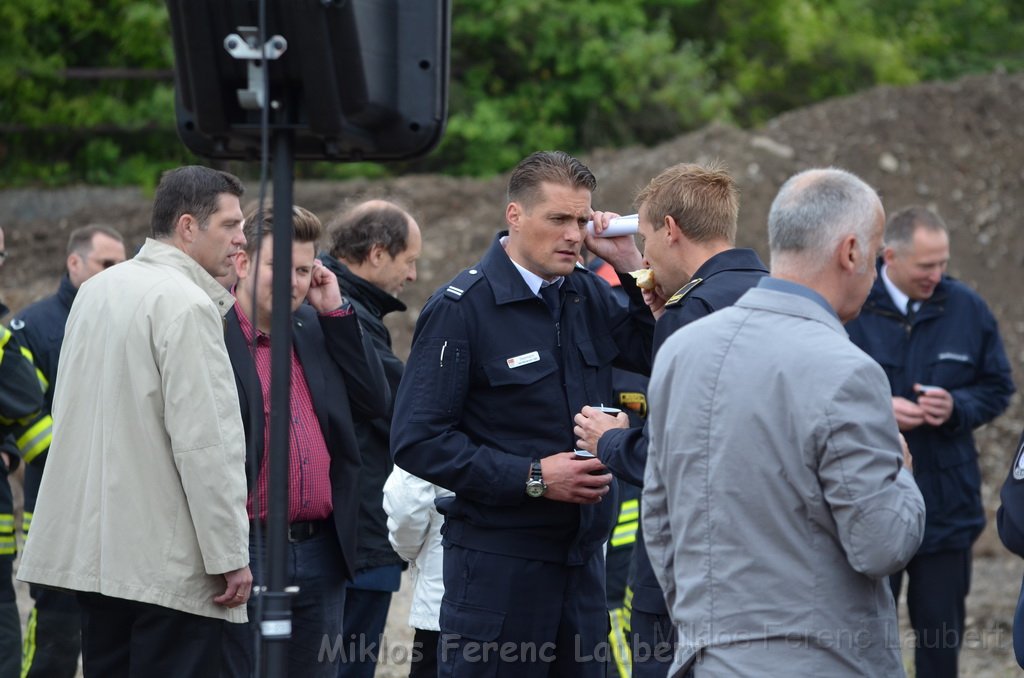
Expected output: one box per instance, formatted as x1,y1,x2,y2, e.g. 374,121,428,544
391,150,654,676
572,161,768,675
221,205,389,678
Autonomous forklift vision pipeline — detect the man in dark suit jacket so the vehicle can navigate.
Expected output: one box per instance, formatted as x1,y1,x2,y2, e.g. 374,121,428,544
221,205,390,678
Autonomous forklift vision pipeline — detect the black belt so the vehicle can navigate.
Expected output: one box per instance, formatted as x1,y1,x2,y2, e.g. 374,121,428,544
288,520,326,543
251,520,327,543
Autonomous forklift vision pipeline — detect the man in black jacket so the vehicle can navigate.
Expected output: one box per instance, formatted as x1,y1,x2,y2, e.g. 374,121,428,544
221,205,390,678
320,199,421,678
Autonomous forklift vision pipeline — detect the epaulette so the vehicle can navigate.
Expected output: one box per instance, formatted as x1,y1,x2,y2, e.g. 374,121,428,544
443,267,485,301
665,277,704,307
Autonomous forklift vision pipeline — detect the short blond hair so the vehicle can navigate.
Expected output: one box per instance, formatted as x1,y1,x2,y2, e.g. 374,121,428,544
634,161,738,244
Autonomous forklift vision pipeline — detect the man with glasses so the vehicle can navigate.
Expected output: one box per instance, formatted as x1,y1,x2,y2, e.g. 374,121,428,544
11,225,126,678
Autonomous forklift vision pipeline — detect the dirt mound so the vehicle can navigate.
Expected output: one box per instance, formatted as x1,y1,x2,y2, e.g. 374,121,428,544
3,70,1023,674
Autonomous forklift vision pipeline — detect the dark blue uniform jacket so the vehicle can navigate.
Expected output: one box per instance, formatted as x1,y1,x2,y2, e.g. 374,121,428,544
847,266,1014,554
598,247,768,613
390,233,655,566
997,431,1024,668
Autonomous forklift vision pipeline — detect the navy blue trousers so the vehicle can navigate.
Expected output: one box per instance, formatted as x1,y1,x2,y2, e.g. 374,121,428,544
438,544,608,678
629,609,675,677
335,587,393,678
890,548,971,678
222,529,347,678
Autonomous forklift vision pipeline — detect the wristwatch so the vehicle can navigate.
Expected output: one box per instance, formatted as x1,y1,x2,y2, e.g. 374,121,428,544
525,459,547,498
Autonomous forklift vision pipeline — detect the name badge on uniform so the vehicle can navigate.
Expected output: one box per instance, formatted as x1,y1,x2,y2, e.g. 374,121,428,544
507,351,540,369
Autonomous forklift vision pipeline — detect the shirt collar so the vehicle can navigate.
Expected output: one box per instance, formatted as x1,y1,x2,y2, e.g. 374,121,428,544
880,264,916,313
498,234,564,296
230,288,267,344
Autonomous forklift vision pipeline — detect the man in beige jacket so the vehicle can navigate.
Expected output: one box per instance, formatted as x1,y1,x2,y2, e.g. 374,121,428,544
18,166,253,678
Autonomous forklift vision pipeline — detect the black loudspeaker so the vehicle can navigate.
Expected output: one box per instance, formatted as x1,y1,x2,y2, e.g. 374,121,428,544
166,0,450,162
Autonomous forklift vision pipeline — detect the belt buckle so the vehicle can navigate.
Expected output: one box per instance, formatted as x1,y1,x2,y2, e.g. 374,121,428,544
287,521,317,543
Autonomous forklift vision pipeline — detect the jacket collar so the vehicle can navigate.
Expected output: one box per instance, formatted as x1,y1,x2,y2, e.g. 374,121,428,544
480,231,586,306
319,253,406,318
863,259,949,319
136,238,236,318
737,283,846,336
691,248,769,282
57,274,78,309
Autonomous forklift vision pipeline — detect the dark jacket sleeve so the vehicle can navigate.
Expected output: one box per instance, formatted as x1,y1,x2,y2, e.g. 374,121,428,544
598,425,648,487
597,292,715,487
998,431,1024,557
945,306,1014,434
390,298,529,505
0,325,46,472
608,271,656,376
319,309,391,420
0,325,44,421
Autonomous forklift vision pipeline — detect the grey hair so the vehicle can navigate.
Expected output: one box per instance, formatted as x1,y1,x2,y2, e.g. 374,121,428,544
885,206,947,252
768,168,879,271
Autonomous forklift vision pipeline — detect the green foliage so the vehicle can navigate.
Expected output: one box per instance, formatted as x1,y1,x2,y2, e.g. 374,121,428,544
417,0,732,176
1,0,1023,185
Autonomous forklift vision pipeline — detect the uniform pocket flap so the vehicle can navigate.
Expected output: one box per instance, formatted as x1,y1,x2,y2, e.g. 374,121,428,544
440,600,505,641
576,333,618,368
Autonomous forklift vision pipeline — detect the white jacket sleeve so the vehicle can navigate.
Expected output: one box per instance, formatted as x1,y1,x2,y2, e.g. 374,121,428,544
383,466,437,563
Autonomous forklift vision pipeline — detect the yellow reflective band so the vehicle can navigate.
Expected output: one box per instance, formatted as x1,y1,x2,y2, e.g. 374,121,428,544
18,415,53,464
22,512,33,535
611,521,638,548
21,606,39,677
0,515,14,555
608,606,632,677
19,346,49,393
617,498,639,524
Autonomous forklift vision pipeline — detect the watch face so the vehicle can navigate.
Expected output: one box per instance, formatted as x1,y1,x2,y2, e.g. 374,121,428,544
525,481,546,498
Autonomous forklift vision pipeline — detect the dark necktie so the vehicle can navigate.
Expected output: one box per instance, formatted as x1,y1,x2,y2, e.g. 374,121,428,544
540,283,561,318
906,299,916,326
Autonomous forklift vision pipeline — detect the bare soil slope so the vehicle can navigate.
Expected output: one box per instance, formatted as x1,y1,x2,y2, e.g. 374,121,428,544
3,70,1023,675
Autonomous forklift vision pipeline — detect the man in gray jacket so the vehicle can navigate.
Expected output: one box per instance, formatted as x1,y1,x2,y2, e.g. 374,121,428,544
643,168,926,677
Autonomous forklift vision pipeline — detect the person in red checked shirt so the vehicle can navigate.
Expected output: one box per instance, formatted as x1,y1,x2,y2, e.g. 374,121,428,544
221,205,390,678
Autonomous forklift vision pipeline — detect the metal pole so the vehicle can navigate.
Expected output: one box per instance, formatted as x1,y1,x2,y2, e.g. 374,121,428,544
260,127,295,678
